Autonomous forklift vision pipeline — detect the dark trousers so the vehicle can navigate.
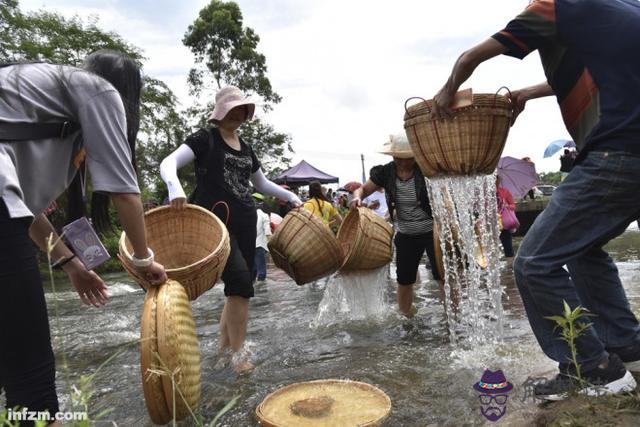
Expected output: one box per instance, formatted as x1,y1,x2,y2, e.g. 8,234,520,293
0,201,59,420
514,151,640,371
221,226,257,298
499,229,514,257
254,247,268,281
394,231,441,284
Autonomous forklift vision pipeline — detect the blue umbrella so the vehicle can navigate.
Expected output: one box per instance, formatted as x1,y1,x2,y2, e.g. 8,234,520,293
544,139,576,158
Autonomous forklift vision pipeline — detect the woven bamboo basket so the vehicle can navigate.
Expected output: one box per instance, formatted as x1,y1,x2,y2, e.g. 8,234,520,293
140,287,171,425
337,207,393,271
156,280,201,421
268,208,343,285
403,89,513,177
119,204,230,301
256,379,391,427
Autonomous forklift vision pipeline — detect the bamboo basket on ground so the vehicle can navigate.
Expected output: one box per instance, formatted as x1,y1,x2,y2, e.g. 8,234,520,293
337,207,393,271
140,280,201,424
140,287,171,425
119,204,230,300
256,379,391,427
156,280,201,420
268,208,343,285
403,88,513,177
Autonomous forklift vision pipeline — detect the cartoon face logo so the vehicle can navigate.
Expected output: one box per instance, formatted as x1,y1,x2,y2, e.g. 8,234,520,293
74,233,103,263
473,369,513,422
478,393,509,422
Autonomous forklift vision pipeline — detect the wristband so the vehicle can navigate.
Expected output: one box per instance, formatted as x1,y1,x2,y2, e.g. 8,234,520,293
52,254,77,270
131,248,154,268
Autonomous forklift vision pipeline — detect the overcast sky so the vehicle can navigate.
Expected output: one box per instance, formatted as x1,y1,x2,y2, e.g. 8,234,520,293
21,0,571,183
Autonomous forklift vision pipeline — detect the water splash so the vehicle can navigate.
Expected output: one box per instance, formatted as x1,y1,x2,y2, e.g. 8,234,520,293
312,267,391,327
426,174,504,346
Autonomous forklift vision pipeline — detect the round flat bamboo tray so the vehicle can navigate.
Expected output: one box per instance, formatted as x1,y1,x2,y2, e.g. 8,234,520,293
140,286,171,425
119,204,230,300
337,208,393,271
403,91,512,177
268,209,343,285
156,280,201,421
256,379,391,427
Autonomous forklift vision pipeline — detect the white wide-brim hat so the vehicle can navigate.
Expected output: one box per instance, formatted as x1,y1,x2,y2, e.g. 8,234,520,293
208,85,256,123
379,133,414,159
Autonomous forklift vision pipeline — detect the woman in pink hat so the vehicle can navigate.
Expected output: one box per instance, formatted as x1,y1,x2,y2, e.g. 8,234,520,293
159,86,301,373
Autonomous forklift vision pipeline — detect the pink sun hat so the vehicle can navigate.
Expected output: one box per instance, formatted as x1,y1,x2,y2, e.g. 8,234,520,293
208,85,256,123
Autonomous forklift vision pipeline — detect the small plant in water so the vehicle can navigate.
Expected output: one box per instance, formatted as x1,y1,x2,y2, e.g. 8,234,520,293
545,300,594,382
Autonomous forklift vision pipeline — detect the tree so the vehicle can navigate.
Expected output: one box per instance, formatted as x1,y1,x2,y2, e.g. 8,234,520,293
182,0,293,175
183,0,280,104
0,3,141,65
538,171,562,186
0,0,188,197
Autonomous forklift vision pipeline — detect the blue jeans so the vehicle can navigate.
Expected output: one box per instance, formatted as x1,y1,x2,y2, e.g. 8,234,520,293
255,247,268,281
514,151,640,372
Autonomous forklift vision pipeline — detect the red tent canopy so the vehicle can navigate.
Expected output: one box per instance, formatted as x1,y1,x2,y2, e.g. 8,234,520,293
273,160,339,185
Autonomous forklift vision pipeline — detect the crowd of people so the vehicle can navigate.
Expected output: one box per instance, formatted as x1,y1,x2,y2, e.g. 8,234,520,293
2,0,640,421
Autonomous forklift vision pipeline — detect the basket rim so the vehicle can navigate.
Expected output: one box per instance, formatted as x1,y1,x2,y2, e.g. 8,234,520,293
119,204,229,274
337,207,393,270
337,207,365,268
255,379,391,426
268,208,343,284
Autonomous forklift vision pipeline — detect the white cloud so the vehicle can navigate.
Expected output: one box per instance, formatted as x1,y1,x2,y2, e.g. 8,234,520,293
19,0,571,182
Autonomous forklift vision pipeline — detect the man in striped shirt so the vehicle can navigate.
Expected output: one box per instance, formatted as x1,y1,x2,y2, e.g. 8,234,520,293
351,134,441,317
433,0,640,400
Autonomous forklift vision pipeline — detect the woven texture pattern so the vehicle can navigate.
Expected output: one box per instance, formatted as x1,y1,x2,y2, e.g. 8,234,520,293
157,280,201,421
119,204,230,300
403,93,512,177
338,207,393,271
256,379,391,427
140,287,171,425
268,208,343,285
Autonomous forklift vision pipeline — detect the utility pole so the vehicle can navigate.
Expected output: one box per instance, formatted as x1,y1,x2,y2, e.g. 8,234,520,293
360,153,366,183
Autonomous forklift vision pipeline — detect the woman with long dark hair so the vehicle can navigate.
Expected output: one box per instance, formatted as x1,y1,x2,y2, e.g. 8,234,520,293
160,85,301,374
303,180,343,229
0,50,167,424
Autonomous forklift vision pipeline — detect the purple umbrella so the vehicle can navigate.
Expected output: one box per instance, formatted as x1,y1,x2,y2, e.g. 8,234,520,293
497,156,538,199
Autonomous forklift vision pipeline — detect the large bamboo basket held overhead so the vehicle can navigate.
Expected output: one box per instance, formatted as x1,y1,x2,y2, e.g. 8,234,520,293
337,207,393,271
119,204,230,301
268,208,343,285
403,88,513,177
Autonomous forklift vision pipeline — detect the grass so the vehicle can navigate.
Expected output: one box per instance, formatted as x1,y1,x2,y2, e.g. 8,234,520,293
534,385,640,426
537,301,640,426
545,301,594,383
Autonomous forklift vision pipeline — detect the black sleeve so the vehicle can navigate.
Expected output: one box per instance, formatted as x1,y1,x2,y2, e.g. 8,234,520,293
184,128,210,160
249,144,261,173
369,164,386,187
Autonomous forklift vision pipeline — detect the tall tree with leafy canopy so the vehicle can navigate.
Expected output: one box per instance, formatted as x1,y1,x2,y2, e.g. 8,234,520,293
0,0,188,199
183,0,292,175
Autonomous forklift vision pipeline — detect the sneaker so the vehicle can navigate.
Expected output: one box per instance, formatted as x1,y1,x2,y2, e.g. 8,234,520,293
535,353,637,401
534,373,576,401
607,341,640,371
